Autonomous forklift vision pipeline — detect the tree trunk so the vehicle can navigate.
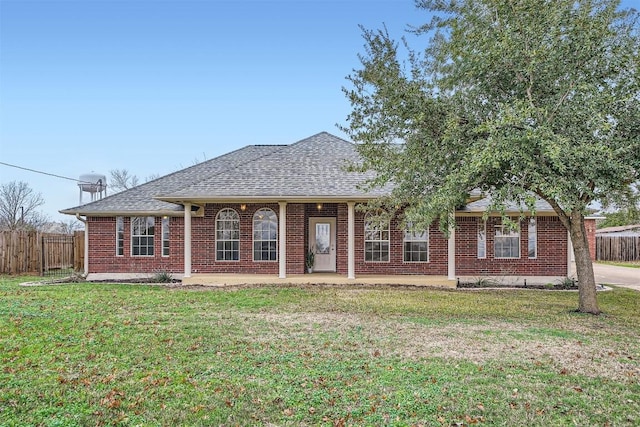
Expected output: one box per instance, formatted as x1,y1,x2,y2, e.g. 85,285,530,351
569,210,600,315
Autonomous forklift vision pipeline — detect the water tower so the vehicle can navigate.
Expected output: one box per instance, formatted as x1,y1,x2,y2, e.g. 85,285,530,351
78,173,107,204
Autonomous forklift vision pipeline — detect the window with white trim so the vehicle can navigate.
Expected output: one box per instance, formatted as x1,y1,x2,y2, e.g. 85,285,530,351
528,218,537,258
131,216,155,256
404,222,429,262
116,217,124,256
253,208,277,261
216,208,240,261
477,219,486,259
494,218,520,259
162,217,170,257
364,213,389,262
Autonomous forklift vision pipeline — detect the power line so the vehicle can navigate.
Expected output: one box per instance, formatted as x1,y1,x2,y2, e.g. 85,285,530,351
0,161,95,184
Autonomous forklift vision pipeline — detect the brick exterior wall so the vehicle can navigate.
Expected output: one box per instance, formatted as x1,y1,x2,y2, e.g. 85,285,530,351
454,216,568,276
585,218,597,261
86,204,575,277
352,211,449,275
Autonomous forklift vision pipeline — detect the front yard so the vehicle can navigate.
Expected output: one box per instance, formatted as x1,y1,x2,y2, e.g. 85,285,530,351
1,276,638,426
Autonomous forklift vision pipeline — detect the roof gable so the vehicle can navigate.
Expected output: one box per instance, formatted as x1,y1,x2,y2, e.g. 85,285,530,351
60,132,384,216
158,132,384,200
61,131,560,217
60,144,284,215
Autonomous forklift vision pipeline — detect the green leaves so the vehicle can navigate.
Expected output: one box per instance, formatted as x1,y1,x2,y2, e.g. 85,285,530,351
344,0,639,313
344,0,640,222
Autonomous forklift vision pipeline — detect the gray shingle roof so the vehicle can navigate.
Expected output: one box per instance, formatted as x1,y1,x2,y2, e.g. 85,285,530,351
60,131,559,217
459,196,555,213
60,143,285,215
60,132,384,216
596,224,640,235
160,132,386,200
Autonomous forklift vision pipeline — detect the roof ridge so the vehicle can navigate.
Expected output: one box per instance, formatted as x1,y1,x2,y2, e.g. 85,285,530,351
150,144,272,187
292,131,354,146
61,132,365,215
163,143,293,198
162,132,351,198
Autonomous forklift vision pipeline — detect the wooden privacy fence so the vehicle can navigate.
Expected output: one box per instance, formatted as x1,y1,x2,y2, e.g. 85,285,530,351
0,230,84,276
596,235,640,261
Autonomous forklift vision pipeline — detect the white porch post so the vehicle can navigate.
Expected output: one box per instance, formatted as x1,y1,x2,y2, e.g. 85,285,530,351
184,203,192,278
567,230,573,277
279,201,287,279
447,213,456,280
75,214,89,276
347,201,356,279
84,220,89,276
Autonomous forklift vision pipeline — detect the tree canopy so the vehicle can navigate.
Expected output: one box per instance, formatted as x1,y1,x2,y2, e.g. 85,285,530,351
343,0,640,314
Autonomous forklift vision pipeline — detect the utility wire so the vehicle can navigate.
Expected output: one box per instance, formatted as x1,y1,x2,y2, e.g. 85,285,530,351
0,161,96,184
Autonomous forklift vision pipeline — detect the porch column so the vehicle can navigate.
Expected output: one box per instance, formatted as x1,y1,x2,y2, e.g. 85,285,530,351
184,203,192,278
279,201,287,278
447,214,456,280
84,220,89,276
567,230,573,277
75,214,89,276
347,201,355,279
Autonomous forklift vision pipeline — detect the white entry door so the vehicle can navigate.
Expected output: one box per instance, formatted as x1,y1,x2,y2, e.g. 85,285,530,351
309,217,336,272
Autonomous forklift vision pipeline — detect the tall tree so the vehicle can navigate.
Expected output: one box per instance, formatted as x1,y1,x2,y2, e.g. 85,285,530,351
0,181,49,230
343,0,640,314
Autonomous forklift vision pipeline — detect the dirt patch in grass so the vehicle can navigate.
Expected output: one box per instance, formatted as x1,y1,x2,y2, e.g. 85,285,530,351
255,311,639,382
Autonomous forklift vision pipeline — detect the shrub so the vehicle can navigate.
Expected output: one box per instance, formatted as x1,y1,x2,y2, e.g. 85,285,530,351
153,270,173,283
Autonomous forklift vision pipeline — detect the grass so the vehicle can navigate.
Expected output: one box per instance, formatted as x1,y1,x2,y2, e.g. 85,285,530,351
1,276,639,426
596,260,640,268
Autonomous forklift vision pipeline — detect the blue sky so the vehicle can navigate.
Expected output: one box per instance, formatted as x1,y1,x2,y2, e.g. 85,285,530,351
0,0,425,223
0,0,637,223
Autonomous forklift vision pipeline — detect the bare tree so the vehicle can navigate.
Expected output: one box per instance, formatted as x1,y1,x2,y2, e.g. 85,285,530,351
109,169,140,193
0,181,49,230
57,218,85,234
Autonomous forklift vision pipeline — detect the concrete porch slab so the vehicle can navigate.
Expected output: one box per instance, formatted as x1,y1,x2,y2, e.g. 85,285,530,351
182,273,457,288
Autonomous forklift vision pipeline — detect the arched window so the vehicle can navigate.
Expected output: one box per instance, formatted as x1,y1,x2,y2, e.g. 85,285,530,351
253,208,278,261
364,212,389,262
216,208,240,261
404,222,429,262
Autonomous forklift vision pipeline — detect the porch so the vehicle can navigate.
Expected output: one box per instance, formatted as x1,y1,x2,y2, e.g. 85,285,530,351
182,273,456,288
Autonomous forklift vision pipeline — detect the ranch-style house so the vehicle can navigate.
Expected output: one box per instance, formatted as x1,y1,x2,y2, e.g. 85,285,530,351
61,132,596,284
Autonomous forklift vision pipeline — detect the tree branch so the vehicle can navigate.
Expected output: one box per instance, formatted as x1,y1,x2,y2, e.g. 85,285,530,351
547,81,574,124
533,189,571,230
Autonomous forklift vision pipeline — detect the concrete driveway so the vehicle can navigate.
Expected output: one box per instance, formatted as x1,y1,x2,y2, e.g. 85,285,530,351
592,263,640,291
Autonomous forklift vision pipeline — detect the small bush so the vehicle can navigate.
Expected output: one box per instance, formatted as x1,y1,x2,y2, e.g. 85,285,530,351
556,277,577,289
153,270,173,283
471,277,497,287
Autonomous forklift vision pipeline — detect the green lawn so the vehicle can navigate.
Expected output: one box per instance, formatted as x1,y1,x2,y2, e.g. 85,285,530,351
596,260,640,268
1,276,639,426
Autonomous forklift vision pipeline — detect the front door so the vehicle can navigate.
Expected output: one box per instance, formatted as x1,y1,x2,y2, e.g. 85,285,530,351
309,217,336,272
